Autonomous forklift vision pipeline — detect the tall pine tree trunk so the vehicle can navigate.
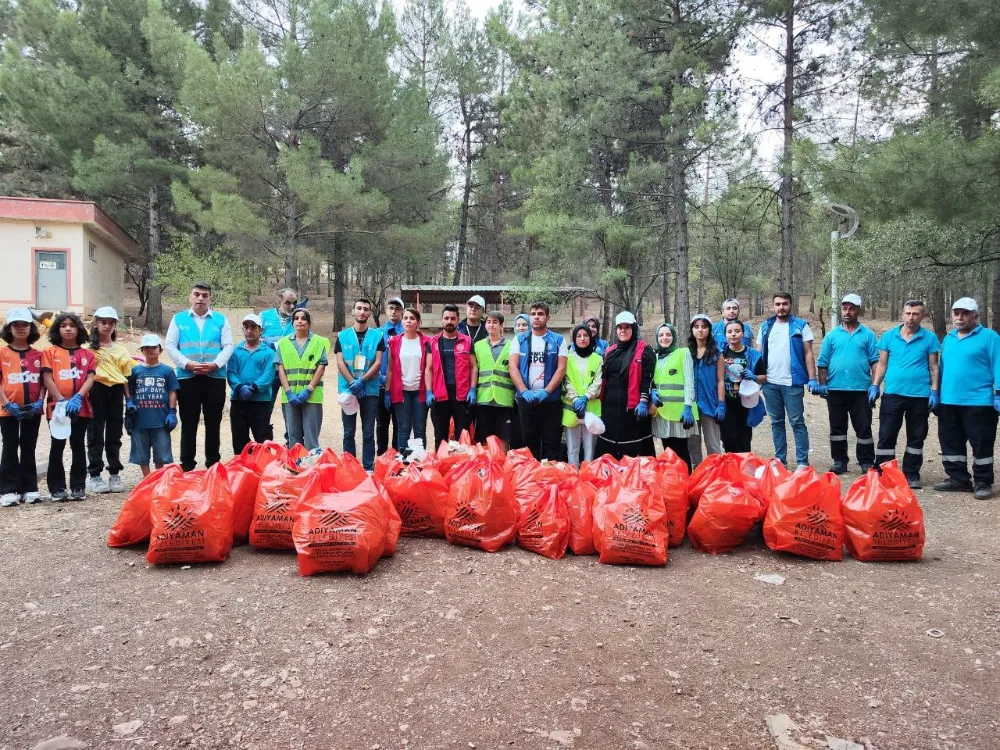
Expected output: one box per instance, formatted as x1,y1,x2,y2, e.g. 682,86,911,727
284,206,298,289
453,114,474,285
145,184,163,332
991,263,1000,334
779,2,796,308
333,235,346,332
670,155,691,343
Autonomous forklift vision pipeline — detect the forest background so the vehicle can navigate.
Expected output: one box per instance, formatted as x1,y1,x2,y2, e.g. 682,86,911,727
2,0,999,341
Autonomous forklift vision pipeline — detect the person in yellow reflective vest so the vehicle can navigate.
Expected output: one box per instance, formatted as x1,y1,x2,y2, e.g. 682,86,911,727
472,310,515,450
277,309,329,452
562,324,603,466
650,323,698,472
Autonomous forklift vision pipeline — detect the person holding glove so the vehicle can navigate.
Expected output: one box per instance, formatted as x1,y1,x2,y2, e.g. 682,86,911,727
281,308,331,454
592,311,655,459
376,297,404,457
128,334,179,478
686,314,727,467
423,305,474,450
385,307,430,456
561,324,603,466
0,309,45,506
227,313,277,455
649,323,698,472
720,319,766,454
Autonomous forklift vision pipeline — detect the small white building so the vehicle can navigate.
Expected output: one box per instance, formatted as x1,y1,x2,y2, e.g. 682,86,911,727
0,196,139,317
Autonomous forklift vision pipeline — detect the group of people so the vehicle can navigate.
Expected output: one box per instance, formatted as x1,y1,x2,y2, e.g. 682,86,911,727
0,284,996,505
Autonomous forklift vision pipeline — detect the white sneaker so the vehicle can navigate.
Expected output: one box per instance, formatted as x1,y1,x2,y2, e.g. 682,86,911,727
108,475,125,493
0,493,21,507
23,492,41,504
87,476,110,494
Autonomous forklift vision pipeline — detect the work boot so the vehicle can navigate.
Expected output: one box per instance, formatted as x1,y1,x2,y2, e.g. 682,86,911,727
87,475,110,494
906,476,922,490
973,484,995,500
0,493,21,507
932,479,972,492
828,461,848,475
108,475,125,493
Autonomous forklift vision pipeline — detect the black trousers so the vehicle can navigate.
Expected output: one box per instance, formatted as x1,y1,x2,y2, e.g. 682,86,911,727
660,437,692,474
938,404,998,487
430,397,468,449
875,394,929,479
230,400,274,455
827,390,875,466
509,403,524,450
0,415,41,494
518,399,563,461
178,376,227,472
376,387,397,455
48,417,90,493
719,399,753,454
87,381,125,477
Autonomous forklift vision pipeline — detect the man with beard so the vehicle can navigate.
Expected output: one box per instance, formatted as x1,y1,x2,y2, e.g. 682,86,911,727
335,298,384,470
712,298,753,349
424,304,475,448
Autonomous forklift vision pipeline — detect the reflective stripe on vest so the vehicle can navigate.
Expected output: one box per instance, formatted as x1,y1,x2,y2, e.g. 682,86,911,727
653,349,698,421
337,327,382,396
174,311,226,379
278,334,330,403
562,353,602,427
475,338,514,407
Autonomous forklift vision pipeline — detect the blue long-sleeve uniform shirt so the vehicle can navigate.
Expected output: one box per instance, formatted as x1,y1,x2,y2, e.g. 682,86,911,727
817,324,879,391
940,324,1000,406
227,342,276,401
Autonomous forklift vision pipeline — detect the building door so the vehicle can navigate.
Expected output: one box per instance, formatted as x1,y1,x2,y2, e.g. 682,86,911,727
36,251,68,310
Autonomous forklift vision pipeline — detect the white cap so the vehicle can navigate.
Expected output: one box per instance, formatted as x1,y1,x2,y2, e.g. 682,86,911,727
388,297,404,308
952,297,979,312
139,333,162,348
338,392,359,415
467,295,486,309
5,308,33,325
615,311,637,326
242,313,263,327
93,306,120,320
691,313,712,325
841,294,862,307
49,401,72,440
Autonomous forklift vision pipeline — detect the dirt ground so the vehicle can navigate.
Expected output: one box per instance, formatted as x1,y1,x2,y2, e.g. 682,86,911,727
2,312,999,749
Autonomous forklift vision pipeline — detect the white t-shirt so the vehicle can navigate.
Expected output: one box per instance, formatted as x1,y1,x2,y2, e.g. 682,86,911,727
527,334,569,390
758,320,814,386
399,336,424,390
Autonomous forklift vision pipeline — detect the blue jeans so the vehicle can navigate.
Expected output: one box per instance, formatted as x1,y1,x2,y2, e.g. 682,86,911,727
283,401,323,452
393,390,427,453
342,395,378,470
762,383,809,466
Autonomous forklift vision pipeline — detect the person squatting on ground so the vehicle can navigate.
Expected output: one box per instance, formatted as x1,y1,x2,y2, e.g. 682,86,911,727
335,299,382,468
425,304,474,449
582,317,609,357
712,298,753,350
41,313,95,501
127,334,179,477
650,323,697,472
0,309,44,506
757,292,817,468
871,300,940,489
85,307,133,495
933,297,1000,500
280,308,330,454
687,314,725,466
165,282,234,472
815,294,880,474
562,324,603,466
260,288,299,431
473,310,516,452
596,311,655,459
720,319,766,453
227,313,276,455
508,301,568,461
376,297,404,456
386,307,430,455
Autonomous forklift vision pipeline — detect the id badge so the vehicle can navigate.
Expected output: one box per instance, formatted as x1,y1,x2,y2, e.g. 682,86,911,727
353,354,368,372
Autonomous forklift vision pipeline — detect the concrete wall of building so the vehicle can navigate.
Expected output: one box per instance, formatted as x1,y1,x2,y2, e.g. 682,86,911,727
0,219,85,315
82,227,127,315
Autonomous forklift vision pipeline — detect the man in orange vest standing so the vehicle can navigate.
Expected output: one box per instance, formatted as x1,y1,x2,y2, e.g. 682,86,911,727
423,304,475,448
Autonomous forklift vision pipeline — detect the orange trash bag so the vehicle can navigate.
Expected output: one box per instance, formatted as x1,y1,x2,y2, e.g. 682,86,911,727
842,461,925,562
286,443,310,468
654,462,689,548
562,477,598,555
240,441,288,474
655,447,690,479
224,451,265,546
687,453,745,508
444,456,519,552
764,468,844,560
382,463,450,537
293,479,396,575
147,463,234,565
687,479,765,554
373,447,403,484
108,465,183,547
248,463,317,550
579,454,626,488
515,484,570,560
592,482,668,566
756,459,791,511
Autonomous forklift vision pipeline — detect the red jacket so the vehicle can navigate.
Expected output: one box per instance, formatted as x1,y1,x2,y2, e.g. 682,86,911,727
602,339,648,409
387,333,431,404
428,332,472,401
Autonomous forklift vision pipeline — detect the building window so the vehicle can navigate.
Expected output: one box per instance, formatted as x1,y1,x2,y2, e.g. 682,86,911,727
422,302,433,314
88,242,97,262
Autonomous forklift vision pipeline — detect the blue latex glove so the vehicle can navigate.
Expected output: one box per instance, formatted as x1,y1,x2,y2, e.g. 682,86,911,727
236,384,251,401
466,387,477,406
681,405,696,428
572,396,588,418
125,398,137,415
64,393,83,416
29,399,43,417
807,379,821,395
715,401,727,422
349,378,366,397
867,384,880,407
164,407,178,431
296,388,313,405
124,411,134,435
285,389,294,403
379,374,387,390
2,402,23,419
928,389,940,412
994,394,1000,415
531,389,548,404
650,390,663,408
635,399,649,419
425,389,436,408
818,383,830,397
383,390,391,411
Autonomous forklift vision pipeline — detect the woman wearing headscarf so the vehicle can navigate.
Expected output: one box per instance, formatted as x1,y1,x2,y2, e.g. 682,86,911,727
582,317,609,357
596,311,655,458
649,323,697,472
562,324,603,466
509,314,530,449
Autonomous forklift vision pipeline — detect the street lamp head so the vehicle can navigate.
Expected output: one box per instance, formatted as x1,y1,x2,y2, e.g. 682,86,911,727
825,202,859,239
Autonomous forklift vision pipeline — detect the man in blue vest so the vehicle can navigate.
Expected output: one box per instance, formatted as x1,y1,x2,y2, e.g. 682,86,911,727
934,297,1000,499
164,282,234,471
712,298,753,349
260,288,298,411
756,291,818,467
334,298,384,471
376,296,404,456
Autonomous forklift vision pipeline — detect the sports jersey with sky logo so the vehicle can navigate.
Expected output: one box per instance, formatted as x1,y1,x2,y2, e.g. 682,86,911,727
0,346,44,412
40,345,95,419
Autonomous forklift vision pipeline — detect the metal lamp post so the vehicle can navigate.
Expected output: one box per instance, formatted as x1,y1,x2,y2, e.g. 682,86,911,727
825,203,859,329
